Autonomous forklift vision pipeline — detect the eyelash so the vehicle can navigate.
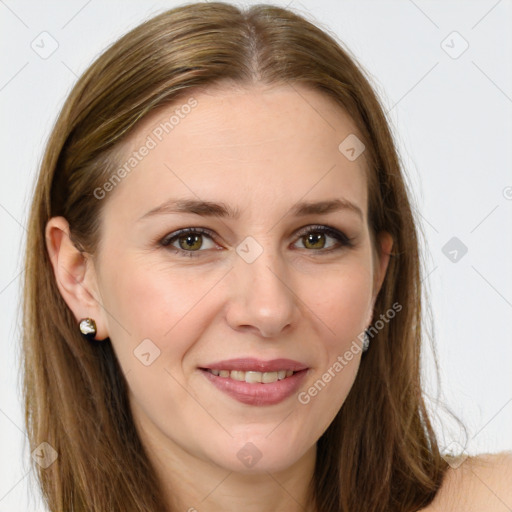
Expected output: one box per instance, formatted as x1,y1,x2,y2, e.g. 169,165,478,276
159,225,354,258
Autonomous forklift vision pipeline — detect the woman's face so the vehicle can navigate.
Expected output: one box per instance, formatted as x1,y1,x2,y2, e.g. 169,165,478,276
87,83,392,474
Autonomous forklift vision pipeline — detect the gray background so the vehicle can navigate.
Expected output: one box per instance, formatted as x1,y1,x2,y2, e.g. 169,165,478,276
1,1,511,510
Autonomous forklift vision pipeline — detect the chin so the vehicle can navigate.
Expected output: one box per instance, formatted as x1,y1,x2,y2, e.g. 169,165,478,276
206,433,314,474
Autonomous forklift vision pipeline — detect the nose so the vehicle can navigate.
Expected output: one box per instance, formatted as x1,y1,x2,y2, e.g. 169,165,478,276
225,244,300,339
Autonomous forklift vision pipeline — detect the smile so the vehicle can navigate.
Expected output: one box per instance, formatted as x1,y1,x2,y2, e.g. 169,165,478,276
205,369,295,383
199,358,309,406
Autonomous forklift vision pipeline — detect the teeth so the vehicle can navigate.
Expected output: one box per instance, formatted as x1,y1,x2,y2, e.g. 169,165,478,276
230,370,245,381
207,369,296,383
261,371,277,383
245,371,263,383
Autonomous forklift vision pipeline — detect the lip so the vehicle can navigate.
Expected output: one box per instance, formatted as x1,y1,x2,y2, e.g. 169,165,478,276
200,358,308,373
199,358,309,406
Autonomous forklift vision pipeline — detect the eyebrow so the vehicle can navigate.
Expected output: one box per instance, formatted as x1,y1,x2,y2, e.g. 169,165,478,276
138,197,364,222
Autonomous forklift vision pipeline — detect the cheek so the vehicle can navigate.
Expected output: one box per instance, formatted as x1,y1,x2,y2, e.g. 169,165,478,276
98,257,223,427
99,253,227,369
310,261,374,345
296,263,372,424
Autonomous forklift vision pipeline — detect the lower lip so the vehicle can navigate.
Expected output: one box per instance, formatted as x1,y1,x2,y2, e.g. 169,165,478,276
200,369,308,406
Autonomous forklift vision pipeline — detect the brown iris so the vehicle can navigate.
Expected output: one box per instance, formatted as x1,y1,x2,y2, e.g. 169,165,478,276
178,233,203,251
302,232,326,250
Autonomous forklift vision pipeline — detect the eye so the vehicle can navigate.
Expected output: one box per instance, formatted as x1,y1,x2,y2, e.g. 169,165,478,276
159,225,354,258
160,227,217,257
293,225,354,253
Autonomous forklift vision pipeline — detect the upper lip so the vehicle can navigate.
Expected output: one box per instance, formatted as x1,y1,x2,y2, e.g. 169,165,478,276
200,358,308,373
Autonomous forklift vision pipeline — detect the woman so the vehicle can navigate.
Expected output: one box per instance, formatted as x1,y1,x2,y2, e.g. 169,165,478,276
22,2,511,511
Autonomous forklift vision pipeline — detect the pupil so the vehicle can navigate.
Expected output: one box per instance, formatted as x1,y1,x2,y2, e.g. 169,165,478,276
307,233,324,248
182,234,201,249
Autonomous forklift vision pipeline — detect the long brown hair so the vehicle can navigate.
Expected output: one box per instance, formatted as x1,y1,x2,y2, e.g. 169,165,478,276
22,2,461,510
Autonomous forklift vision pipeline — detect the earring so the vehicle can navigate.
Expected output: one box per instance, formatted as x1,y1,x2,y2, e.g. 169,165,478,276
362,329,370,352
79,318,97,339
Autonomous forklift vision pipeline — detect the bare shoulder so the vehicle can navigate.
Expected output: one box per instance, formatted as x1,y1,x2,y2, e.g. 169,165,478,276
423,451,512,512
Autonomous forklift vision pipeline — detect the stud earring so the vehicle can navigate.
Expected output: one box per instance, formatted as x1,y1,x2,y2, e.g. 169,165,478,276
79,318,97,339
362,329,371,352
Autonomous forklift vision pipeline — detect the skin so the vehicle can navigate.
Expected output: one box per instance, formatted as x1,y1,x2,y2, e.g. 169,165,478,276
423,452,512,512
46,82,396,511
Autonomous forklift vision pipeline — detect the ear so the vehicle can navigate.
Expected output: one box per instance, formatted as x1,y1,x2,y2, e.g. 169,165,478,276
371,231,394,307
45,216,109,340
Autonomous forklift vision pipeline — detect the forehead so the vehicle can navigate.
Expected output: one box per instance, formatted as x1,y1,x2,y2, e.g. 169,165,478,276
102,83,369,222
